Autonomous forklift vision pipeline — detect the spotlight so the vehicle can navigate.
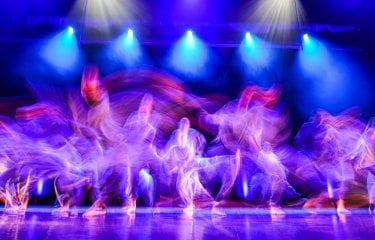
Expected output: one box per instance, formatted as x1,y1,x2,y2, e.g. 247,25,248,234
301,34,319,54
170,30,209,76
42,28,80,71
127,29,134,39
186,30,193,44
303,33,309,42
113,28,142,67
68,26,75,35
245,32,253,45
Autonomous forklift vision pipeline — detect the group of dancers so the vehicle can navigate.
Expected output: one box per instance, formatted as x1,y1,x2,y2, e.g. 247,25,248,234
0,65,374,217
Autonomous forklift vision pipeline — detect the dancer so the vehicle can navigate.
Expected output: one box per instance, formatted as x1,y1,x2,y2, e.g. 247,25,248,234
122,93,160,214
162,117,212,214
308,109,363,214
80,65,127,217
203,85,296,215
351,118,375,213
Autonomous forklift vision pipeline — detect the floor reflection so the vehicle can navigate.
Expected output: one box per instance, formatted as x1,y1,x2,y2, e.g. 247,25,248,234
0,208,374,240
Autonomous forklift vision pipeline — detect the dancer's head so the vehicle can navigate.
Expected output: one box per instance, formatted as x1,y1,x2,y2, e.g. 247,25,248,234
178,117,190,132
81,65,104,105
177,117,190,147
138,93,154,123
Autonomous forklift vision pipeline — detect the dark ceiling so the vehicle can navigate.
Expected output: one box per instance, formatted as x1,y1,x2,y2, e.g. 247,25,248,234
1,1,373,24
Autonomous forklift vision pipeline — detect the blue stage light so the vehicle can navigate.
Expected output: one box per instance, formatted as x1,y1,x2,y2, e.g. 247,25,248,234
245,32,253,45
111,29,142,67
186,30,194,44
301,34,319,53
240,34,270,69
169,30,209,77
238,34,275,87
296,36,370,117
303,33,309,42
41,28,80,72
68,26,75,35
127,29,134,39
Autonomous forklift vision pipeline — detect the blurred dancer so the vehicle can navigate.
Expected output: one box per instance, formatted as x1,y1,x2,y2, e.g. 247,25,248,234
0,117,33,213
122,93,160,214
162,117,212,214
310,109,363,214
15,103,93,216
80,65,127,217
351,119,375,213
203,85,295,214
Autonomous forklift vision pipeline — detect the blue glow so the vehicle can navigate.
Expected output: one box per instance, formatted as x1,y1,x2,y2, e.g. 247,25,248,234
302,34,319,54
127,29,134,39
37,179,44,195
245,32,253,46
327,178,334,199
242,175,248,198
239,34,267,66
112,29,142,67
238,34,274,85
296,36,371,117
41,28,80,71
169,30,209,77
303,33,309,42
68,26,74,35
186,30,193,44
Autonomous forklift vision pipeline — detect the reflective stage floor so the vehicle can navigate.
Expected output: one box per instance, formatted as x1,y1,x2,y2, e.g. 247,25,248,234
0,208,374,240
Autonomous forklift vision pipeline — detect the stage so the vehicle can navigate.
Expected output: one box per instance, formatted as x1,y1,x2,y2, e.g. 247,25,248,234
1,208,374,239
1,1,375,240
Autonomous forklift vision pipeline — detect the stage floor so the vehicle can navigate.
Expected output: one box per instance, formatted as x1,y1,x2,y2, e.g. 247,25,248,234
0,208,374,239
